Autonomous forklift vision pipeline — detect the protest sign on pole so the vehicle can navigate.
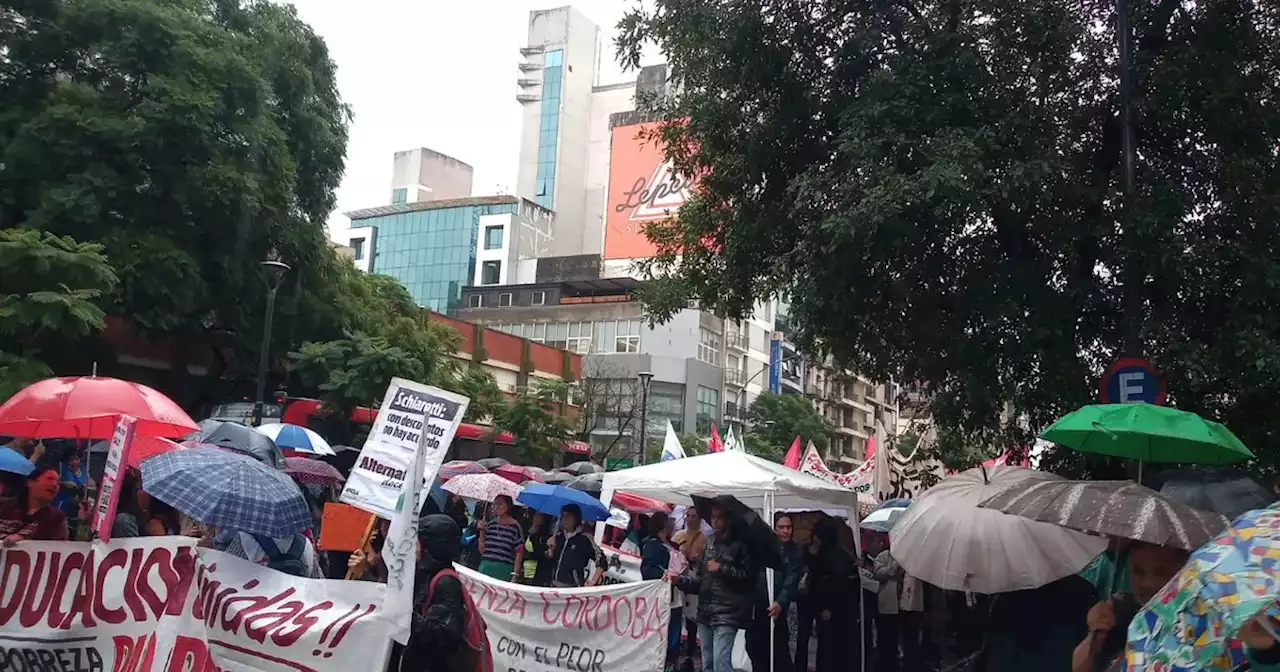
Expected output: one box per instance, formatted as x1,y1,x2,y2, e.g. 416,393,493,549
340,378,469,520
455,565,670,672
91,415,136,542
0,538,393,672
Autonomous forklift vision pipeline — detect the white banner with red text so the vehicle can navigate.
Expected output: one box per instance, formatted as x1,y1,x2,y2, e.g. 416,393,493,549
0,538,392,672
455,565,670,672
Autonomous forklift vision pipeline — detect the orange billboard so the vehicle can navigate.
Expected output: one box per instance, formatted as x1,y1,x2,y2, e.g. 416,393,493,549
604,122,695,260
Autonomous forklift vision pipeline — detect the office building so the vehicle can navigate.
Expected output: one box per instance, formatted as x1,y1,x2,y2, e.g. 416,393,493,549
391,147,474,204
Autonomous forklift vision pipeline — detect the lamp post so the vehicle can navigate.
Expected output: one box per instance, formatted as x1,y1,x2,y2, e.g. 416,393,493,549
636,371,654,465
251,260,290,426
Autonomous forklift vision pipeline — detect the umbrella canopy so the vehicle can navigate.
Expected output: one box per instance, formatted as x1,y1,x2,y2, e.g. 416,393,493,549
610,491,673,514
1149,467,1277,520
476,457,510,470
861,499,911,533
0,446,34,476
543,471,574,484
0,376,199,439
254,423,336,456
139,446,311,537
1126,506,1280,671
561,461,604,476
1041,404,1253,465
890,466,1109,593
493,464,544,485
978,479,1228,551
517,483,611,522
438,460,489,481
442,473,525,502
197,421,286,470
283,457,345,487
566,472,603,494
693,494,783,570
125,436,185,469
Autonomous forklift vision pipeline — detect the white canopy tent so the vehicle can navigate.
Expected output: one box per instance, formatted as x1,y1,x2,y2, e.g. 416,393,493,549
598,451,866,672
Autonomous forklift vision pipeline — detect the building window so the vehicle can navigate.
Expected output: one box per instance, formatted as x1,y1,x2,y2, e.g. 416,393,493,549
615,319,641,353
532,291,546,306
467,294,482,308
499,293,512,307
484,226,503,250
566,321,593,354
696,386,720,434
697,328,721,365
350,237,365,261
481,261,501,285
535,50,563,209
392,188,407,204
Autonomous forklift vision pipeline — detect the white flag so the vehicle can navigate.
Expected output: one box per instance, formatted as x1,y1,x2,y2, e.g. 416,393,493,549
383,424,426,645
661,421,685,461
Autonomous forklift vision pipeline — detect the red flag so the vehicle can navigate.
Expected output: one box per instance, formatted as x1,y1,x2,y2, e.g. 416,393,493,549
864,433,877,462
709,424,725,453
783,437,802,469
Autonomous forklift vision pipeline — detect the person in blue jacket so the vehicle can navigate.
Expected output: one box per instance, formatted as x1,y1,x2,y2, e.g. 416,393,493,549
642,511,682,672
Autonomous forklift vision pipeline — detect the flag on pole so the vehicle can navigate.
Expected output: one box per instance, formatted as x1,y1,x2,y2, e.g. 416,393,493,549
783,436,801,469
724,425,742,452
384,422,427,644
709,424,725,453
661,421,685,462
864,433,877,462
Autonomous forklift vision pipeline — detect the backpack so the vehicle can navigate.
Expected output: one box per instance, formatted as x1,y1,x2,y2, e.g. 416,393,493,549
255,535,307,577
423,568,492,672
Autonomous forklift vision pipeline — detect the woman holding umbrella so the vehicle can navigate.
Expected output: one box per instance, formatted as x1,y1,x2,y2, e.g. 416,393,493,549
478,494,526,581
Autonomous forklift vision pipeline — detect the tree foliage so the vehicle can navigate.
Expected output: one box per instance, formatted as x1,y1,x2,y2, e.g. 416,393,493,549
574,360,643,463
743,392,831,462
617,0,1280,471
496,381,575,465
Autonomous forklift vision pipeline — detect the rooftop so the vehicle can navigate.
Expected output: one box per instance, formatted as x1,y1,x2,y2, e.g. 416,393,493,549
346,195,545,221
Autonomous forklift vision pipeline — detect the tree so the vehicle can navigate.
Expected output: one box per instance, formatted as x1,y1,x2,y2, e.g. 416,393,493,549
496,381,575,465
574,360,643,464
617,0,1280,473
742,393,831,462
0,229,117,400
451,366,506,424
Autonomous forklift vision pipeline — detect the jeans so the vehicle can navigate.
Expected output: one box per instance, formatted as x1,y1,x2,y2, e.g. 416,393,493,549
697,624,738,672
668,608,684,655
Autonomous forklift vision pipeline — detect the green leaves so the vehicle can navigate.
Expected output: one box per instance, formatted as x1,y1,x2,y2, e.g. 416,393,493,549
495,381,575,465
743,392,831,462
0,229,117,341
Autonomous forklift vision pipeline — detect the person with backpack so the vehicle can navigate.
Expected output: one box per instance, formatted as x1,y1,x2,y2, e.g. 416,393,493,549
404,514,492,672
213,527,323,578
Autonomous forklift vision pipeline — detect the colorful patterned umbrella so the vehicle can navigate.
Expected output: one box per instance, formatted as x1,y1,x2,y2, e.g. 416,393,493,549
438,460,489,481
283,457,345,486
1126,505,1280,671
441,473,524,502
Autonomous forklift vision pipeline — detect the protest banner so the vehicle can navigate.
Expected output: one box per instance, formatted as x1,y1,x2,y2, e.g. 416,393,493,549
0,538,392,672
91,416,137,543
455,565,669,672
340,378,469,520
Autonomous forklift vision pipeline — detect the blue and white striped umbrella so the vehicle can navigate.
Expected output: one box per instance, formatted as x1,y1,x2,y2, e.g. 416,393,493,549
253,423,335,456
140,446,312,537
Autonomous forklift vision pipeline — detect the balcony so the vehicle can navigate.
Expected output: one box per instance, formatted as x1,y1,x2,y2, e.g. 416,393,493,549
724,401,747,423
517,78,540,88
518,61,541,72
725,368,746,387
726,331,747,351
520,46,545,56
516,93,539,103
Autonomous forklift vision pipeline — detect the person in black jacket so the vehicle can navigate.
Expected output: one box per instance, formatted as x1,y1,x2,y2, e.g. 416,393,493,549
641,512,683,672
746,513,802,672
403,514,467,672
550,504,606,587
669,502,758,672
812,517,857,672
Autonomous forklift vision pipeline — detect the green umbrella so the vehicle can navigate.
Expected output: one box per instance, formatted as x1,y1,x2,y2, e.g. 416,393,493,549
1040,403,1253,466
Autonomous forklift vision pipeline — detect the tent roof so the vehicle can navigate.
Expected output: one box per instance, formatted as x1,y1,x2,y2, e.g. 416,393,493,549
601,451,861,512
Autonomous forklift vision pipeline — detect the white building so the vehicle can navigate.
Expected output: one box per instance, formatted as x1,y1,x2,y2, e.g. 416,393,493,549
391,147,474,205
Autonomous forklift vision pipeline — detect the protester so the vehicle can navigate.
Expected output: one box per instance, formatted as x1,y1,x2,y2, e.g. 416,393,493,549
899,571,926,672
478,494,525,581
641,512,683,672
521,512,554,586
669,502,756,672
0,467,69,543
871,535,904,672
747,512,801,672
811,516,857,671
673,507,707,672
214,526,324,578
112,470,156,538
54,451,88,536
404,514,492,672
794,531,821,672
550,503,606,587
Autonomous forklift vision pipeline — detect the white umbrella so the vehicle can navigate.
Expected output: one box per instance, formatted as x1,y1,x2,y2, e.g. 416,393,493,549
889,465,1108,594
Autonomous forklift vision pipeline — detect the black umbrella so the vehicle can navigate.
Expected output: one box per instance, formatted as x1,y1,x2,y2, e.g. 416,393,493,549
196,421,286,470
477,457,510,470
566,472,603,494
692,494,783,570
543,471,575,484
1150,467,1277,520
561,461,603,476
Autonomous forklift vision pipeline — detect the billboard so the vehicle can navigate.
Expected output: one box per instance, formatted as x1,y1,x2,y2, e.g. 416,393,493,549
604,122,694,260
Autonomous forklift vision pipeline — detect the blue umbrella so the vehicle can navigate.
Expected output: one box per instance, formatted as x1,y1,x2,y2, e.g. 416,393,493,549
139,446,311,537
0,446,34,476
254,423,336,456
517,483,611,522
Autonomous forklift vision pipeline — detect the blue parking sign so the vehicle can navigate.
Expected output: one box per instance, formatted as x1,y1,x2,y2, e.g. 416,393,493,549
1099,358,1166,405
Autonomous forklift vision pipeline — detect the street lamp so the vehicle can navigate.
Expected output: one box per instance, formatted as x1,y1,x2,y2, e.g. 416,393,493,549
636,371,654,465
251,259,290,426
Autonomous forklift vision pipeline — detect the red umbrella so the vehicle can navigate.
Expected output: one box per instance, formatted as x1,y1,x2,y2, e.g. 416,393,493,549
126,436,187,469
438,460,488,481
494,464,544,485
0,376,199,439
611,491,672,514
284,457,345,486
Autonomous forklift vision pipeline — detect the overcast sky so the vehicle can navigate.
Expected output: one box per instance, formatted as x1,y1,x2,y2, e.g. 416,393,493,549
286,0,652,240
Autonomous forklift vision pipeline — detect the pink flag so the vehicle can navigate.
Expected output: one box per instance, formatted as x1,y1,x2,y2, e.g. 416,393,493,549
864,433,877,462
783,437,802,469
709,424,725,453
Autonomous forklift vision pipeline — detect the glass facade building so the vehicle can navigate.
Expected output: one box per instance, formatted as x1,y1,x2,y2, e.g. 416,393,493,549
350,201,522,314
534,50,563,209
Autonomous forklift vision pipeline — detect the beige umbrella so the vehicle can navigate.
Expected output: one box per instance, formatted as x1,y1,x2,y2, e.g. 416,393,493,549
889,465,1109,593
